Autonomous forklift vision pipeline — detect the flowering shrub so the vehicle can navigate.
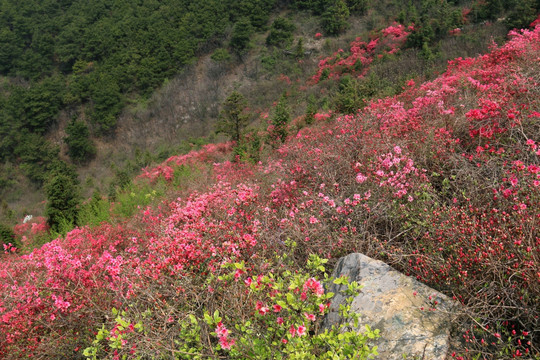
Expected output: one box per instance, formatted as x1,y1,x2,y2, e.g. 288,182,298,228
84,253,380,359
11,216,50,250
311,23,412,84
139,142,233,182
209,254,380,359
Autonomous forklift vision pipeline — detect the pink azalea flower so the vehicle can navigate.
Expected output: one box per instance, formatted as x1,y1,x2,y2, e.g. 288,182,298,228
289,325,296,337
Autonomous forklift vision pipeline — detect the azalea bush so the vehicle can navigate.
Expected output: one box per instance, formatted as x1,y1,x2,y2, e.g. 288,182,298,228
83,253,379,359
311,22,413,84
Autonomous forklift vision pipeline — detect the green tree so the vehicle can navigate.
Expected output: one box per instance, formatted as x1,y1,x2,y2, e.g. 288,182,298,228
0,224,16,247
21,76,65,134
65,120,96,164
295,37,305,58
269,93,291,145
505,0,538,29
217,91,250,143
266,17,296,47
0,28,22,74
305,94,318,125
230,17,254,54
89,72,123,133
333,75,364,114
347,0,368,15
15,133,60,184
321,0,350,35
45,169,80,232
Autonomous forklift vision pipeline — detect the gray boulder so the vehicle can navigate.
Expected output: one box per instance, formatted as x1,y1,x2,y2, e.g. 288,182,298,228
324,253,456,359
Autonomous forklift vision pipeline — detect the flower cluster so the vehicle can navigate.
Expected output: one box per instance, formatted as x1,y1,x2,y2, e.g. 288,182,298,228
312,23,412,83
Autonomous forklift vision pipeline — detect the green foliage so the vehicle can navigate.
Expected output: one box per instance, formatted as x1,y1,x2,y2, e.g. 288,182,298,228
347,0,368,14
216,91,251,143
406,23,435,49
305,94,318,125
45,168,81,233
65,120,96,164
266,17,296,47
15,133,60,184
0,223,15,246
420,41,438,62
89,72,123,133
291,0,332,15
230,0,276,29
20,76,65,134
268,93,291,146
321,0,350,35
171,165,195,188
471,0,503,22
405,0,463,49
112,183,162,218
333,75,365,114
209,254,380,359
505,0,538,30
295,37,305,59
77,191,111,228
83,308,144,360
211,48,232,62
231,18,254,54
232,129,262,163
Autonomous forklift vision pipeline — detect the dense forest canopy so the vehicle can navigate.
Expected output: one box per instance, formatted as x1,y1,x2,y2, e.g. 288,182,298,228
0,0,275,213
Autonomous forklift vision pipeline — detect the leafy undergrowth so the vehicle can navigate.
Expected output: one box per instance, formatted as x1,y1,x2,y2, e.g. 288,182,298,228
1,20,540,359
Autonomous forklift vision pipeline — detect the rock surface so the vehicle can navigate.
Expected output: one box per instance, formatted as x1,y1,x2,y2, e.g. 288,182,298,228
324,253,456,359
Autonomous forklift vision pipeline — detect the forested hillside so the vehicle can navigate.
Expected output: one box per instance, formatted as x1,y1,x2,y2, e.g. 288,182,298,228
0,0,275,222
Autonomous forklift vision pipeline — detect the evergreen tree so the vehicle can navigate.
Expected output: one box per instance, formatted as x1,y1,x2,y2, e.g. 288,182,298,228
230,17,254,54
321,0,350,35
266,17,296,47
270,93,291,144
295,37,305,58
505,0,538,29
90,72,123,133
45,167,80,232
65,120,96,164
334,75,364,114
305,94,318,125
0,224,15,247
347,0,368,15
216,91,250,143
485,0,503,20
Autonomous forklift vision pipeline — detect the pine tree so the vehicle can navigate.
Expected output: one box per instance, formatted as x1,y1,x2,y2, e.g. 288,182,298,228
45,168,80,232
321,0,350,35
65,120,96,164
230,18,254,54
217,91,250,143
0,224,15,247
269,93,291,145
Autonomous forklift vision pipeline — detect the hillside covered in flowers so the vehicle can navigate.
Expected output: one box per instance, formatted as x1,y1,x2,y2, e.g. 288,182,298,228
1,18,540,360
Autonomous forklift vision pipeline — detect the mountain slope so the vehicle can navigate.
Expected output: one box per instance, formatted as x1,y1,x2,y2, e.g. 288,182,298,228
1,18,539,359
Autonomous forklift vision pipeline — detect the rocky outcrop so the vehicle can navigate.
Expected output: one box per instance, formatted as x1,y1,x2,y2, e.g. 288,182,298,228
324,253,456,359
